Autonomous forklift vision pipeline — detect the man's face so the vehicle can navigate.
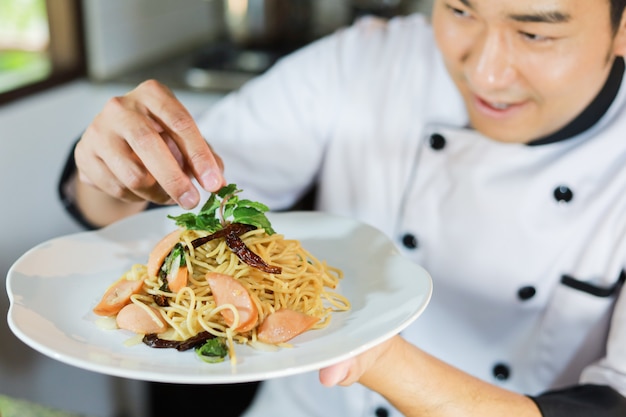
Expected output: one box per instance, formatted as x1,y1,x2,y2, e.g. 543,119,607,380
432,0,624,143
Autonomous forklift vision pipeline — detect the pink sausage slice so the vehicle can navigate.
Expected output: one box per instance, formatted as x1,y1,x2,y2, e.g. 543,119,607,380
206,272,258,332
147,229,182,278
93,277,144,316
116,303,167,334
257,309,319,344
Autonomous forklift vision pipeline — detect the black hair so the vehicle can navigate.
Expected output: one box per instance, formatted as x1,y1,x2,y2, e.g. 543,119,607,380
611,0,626,33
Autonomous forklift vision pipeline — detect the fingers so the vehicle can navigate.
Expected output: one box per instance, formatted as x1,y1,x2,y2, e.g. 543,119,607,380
114,105,201,208
318,337,399,388
75,80,225,210
133,80,225,192
75,128,173,206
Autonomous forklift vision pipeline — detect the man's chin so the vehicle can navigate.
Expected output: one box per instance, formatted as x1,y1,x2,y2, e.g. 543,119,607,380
469,122,533,144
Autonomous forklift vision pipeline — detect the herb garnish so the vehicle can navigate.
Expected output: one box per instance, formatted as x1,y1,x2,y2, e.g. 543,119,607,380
168,183,275,235
195,337,229,363
168,184,282,274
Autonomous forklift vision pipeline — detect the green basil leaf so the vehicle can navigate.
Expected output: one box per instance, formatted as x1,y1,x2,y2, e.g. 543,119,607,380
233,206,275,235
168,183,275,235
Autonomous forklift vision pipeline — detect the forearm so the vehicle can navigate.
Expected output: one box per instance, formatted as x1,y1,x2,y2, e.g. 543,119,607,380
360,336,541,417
74,174,148,228
59,145,148,229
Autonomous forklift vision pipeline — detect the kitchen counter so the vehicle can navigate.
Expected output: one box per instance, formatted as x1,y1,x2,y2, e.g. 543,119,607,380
0,79,223,417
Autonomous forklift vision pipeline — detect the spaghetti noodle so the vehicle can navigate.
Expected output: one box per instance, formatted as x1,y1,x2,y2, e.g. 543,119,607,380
94,185,350,363
149,227,348,341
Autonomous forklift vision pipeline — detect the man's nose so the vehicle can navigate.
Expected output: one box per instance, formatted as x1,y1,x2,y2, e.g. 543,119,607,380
466,30,516,91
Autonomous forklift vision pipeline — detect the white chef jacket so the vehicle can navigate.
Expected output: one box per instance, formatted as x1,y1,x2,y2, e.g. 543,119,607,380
195,13,626,417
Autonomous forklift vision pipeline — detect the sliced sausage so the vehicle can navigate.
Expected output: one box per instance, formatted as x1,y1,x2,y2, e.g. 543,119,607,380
257,309,319,344
147,229,182,278
116,303,167,334
93,277,144,316
206,272,258,332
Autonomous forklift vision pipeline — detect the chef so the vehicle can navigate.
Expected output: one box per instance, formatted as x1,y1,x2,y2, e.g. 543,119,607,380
60,0,626,416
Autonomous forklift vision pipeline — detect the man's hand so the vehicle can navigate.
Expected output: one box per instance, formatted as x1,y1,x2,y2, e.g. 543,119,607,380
319,336,396,387
318,335,542,417
75,79,225,214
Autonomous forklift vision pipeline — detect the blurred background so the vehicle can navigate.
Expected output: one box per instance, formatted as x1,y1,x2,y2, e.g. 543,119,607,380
0,1,433,416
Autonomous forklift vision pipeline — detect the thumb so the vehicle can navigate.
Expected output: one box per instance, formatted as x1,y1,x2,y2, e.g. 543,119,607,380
319,359,353,387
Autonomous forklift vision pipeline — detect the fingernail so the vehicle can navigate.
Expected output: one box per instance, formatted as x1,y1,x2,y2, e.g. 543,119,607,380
201,171,224,192
179,191,198,210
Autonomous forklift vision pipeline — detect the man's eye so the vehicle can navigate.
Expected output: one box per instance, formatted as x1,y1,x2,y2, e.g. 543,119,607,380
520,31,550,42
446,5,471,18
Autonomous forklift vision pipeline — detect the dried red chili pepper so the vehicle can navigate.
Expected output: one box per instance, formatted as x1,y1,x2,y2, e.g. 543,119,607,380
191,223,256,248
225,232,282,274
191,223,282,274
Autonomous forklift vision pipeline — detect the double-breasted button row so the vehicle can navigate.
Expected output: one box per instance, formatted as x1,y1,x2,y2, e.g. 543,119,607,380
402,231,538,301
427,133,576,205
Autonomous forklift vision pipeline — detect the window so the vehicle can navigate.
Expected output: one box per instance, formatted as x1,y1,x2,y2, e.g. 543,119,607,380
0,0,85,105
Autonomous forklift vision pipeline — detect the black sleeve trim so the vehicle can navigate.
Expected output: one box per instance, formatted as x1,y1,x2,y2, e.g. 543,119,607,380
529,384,626,417
57,139,100,230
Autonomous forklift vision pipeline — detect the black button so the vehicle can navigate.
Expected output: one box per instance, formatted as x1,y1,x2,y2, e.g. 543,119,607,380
553,185,574,203
493,363,511,380
375,407,390,417
401,233,418,249
518,286,536,300
429,133,446,150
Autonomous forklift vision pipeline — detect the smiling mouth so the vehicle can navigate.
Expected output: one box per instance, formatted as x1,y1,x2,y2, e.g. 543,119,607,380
489,102,511,110
474,95,527,115
480,97,515,110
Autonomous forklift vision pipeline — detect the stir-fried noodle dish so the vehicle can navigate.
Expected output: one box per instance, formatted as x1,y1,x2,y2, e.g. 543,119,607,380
93,184,350,364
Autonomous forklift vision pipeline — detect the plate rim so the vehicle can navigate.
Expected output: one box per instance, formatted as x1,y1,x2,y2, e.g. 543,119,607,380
6,208,432,384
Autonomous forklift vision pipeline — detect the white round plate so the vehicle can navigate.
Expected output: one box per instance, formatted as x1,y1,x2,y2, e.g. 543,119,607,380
6,209,432,384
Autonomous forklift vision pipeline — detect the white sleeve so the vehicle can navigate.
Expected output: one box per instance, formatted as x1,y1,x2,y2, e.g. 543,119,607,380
194,15,420,210
194,32,346,209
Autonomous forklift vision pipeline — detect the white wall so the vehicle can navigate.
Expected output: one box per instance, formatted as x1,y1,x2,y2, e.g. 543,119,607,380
81,0,434,82
82,0,223,80
0,80,221,417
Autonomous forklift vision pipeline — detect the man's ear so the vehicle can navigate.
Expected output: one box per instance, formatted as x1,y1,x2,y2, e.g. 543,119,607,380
613,10,626,56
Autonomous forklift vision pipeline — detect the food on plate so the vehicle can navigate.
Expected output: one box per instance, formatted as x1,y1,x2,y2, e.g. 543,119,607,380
93,184,350,364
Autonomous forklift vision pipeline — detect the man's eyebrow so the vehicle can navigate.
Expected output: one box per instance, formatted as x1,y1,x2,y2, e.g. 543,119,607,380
456,0,571,24
507,10,571,24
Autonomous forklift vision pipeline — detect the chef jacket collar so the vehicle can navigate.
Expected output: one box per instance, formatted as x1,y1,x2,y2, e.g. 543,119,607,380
528,57,625,146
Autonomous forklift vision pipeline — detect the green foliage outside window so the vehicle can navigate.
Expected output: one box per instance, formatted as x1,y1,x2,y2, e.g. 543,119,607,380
0,0,51,94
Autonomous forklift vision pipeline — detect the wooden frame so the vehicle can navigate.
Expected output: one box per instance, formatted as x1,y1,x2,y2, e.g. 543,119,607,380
0,0,86,105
